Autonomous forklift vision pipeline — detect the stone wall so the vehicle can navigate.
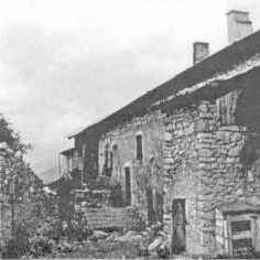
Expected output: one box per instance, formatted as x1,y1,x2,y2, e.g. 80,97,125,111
97,103,207,253
162,95,260,256
82,206,144,230
98,110,166,214
194,99,260,256
162,106,202,254
96,84,260,256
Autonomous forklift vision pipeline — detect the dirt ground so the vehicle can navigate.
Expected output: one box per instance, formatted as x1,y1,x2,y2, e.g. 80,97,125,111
51,240,147,259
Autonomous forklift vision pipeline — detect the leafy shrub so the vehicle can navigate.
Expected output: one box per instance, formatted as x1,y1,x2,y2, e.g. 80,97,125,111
156,244,170,258
2,223,29,258
29,236,54,258
71,211,91,241
109,182,124,207
127,206,146,232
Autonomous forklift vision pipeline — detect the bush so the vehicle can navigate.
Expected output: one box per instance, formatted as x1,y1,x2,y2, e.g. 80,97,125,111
109,182,124,207
2,223,29,258
127,207,146,232
156,244,170,258
29,236,54,258
71,211,91,241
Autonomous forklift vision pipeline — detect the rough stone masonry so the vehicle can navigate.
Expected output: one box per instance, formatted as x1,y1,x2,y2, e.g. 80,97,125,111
65,10,260,258
97,64,260,256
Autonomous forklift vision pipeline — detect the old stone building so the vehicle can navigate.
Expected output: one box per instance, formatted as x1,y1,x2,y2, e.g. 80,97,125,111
62,10,260,257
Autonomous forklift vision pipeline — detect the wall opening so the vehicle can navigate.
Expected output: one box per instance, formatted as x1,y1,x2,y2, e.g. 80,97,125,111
172,199,186,254
136,134,143,162
102,144,113,177
146,188,155,225
125,167,131,206
216,206,260,258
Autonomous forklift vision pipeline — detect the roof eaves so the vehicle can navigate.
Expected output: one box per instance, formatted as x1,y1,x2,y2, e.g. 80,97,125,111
60,147,75,155
70,29,260,139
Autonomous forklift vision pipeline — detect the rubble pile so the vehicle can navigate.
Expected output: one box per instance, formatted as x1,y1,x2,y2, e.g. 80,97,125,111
1,171,169,259
52,221,170,259
2,219,171,259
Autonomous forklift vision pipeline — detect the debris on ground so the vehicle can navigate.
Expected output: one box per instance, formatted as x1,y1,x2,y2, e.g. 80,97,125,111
148,236,163,252
90,230,109,241
116,230,142,243
2,216,171,259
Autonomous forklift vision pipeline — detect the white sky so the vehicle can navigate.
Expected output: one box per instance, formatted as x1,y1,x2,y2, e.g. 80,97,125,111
0,0,260,182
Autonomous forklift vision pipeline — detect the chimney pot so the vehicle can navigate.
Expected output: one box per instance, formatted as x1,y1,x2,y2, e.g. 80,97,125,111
227,10,253,44
193,42,209,65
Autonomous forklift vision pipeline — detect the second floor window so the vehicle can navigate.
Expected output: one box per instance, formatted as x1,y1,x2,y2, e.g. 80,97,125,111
136,134,143,162
103,144,113,177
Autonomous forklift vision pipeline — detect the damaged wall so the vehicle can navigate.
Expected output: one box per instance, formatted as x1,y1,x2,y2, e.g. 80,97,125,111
160,65,260,256
162,106,202,254
194,105,260,256
98,110,166,219
96,82,260,256
164,97,260,256
88,50,260,256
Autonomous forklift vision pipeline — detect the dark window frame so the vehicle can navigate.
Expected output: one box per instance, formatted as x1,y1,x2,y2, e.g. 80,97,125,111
136,134,143,162
125,166,131,206
103,143,112,177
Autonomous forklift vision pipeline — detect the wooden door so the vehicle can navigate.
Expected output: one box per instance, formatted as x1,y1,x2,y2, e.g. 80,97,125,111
172,199,186,254
146,188,155,225
125,167,131,206
155,191,163,223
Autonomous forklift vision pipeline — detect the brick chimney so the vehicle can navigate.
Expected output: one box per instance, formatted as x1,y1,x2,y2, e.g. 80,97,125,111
193,42,209,65
227,10,253,44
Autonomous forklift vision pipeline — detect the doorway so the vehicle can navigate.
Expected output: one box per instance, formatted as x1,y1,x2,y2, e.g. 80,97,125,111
146,188,155,225
172,199,186,254
125,167,131,206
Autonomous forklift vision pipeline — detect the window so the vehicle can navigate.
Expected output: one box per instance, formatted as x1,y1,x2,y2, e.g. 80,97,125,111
103,144,113,177
112,144,118,151
136,134,143,161
109,151,113,172
216,90,240,125
125,167,131,206
172,199,186,253
230,220,253,257
231,220,251,235
104,144,109,168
